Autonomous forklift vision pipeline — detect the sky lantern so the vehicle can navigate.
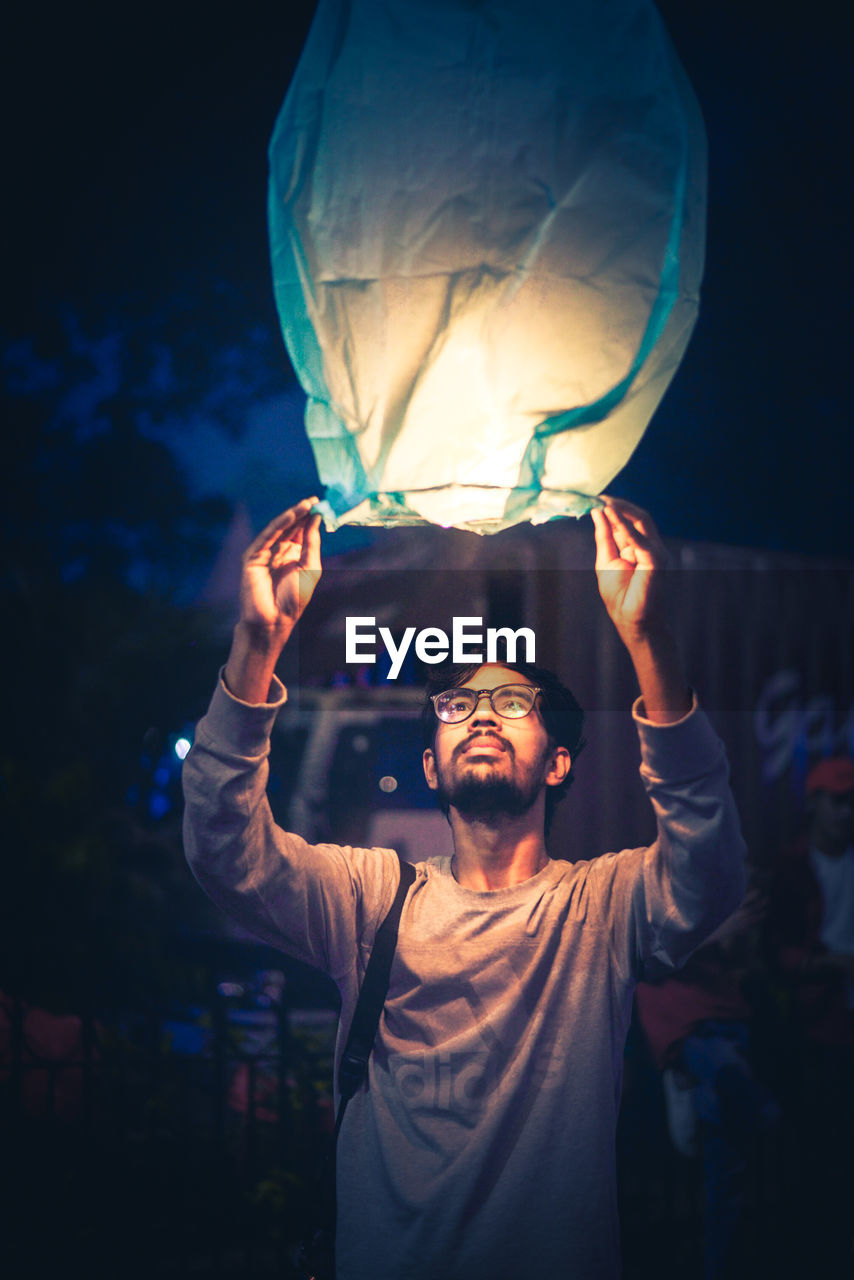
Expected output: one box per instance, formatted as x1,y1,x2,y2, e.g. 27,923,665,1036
268,0,706,534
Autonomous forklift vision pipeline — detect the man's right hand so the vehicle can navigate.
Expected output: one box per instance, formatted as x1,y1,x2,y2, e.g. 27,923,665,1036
239,497,322,634
224,497,322,704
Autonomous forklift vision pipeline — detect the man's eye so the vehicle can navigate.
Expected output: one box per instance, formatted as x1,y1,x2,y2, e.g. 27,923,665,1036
440,696,471,716
496,690,532,714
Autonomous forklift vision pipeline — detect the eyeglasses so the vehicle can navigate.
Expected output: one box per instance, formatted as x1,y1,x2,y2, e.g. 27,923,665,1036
430,684,543,725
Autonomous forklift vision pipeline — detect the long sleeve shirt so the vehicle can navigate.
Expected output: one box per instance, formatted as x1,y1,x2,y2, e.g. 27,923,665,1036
183,675,746,1280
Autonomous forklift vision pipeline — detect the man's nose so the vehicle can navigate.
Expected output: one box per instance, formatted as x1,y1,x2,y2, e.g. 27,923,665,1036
469,692,500,724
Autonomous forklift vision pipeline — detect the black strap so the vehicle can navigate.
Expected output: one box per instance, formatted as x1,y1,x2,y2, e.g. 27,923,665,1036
337,851,416,1110
296,853,415,1276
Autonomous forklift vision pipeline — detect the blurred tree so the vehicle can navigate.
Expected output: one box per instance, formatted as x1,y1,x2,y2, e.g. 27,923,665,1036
0,289,278,1011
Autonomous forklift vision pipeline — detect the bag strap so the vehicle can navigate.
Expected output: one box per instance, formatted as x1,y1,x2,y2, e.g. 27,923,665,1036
297,853,416,1276
336,851,416,1116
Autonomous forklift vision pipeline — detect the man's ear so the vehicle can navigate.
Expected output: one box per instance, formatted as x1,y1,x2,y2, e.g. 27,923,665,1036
423,748,438,791
545,746,571,788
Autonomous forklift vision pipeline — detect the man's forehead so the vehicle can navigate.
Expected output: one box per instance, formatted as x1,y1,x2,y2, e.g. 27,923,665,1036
459,664,533,689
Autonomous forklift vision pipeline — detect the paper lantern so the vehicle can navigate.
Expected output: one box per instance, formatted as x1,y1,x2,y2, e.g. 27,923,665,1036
268,0,706,534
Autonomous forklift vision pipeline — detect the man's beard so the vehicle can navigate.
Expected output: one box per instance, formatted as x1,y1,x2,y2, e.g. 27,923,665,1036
434,754,544,821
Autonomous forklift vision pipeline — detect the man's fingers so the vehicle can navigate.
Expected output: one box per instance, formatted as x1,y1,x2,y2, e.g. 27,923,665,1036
602,503,666,567
248,501,317,560
591,507,622,568
245,497,320,560
598,494,660,535
299,513,323,574
605,507,653,563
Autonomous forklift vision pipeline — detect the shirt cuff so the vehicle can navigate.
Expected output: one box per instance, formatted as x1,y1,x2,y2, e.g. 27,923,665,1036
219,666,288,710
632,692,726,782
631,689,698,728
197,668,288,757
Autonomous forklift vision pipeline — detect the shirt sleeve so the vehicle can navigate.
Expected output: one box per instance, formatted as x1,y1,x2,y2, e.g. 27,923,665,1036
586,695,748,983
181,673,399,984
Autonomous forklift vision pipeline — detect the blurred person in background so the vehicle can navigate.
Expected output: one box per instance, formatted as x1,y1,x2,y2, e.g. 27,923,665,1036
766,755,854,1272
636,882,777,1279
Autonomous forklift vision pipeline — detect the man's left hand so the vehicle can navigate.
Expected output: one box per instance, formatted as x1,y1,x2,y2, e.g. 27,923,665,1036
591,498,691,723
591,498,670,643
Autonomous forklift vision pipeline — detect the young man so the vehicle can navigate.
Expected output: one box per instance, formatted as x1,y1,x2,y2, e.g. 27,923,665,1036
182,496,746,1279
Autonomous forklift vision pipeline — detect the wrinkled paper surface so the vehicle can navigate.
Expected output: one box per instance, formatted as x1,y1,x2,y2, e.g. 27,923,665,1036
269,0,706,533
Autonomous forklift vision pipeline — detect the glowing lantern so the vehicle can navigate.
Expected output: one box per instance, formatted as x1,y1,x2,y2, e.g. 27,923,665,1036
268,0,706,534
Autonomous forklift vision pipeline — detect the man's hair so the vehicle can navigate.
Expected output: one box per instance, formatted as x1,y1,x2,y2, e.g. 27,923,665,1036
420,661,586,835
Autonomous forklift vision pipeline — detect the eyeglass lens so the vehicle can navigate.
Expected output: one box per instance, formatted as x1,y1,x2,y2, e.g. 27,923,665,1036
434,685,537,722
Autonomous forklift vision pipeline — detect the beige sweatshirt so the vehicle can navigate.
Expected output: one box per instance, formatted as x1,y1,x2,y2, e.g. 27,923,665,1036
183,676,746,1279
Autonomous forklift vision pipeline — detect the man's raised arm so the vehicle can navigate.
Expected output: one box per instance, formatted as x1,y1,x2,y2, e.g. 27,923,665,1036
591,498,691,724
181,497,400,978
588,498,747,975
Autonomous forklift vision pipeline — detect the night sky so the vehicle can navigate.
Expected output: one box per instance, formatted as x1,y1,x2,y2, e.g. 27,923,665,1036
5,0,852,559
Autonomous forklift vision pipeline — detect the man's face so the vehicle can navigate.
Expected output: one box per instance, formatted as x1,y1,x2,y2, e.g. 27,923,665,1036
422,664,570,821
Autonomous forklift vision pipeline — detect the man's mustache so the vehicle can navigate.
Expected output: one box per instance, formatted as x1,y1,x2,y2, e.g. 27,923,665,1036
453,731,514,762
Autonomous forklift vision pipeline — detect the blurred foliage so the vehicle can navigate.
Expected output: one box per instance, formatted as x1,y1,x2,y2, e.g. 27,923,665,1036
0,295,269,1012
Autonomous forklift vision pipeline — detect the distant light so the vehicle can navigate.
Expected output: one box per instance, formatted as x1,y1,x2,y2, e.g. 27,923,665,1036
379,776,398,794
149,792,170,820
352,734,370,754
175,738,191,760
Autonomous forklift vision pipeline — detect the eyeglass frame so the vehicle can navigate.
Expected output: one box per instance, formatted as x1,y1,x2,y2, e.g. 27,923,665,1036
429,683,544,725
